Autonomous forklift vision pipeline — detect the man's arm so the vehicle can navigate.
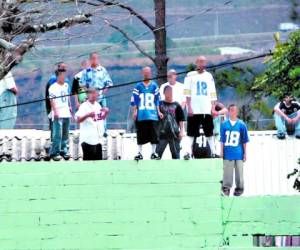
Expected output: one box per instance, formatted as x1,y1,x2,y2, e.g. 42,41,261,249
274,103,292,122
50,98,58,119
220,142,224,159
179,121,185,139
243,143,247,162
132,105,138,121
77,112,95,123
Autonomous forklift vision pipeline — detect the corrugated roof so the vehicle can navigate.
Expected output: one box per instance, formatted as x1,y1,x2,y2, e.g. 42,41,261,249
0,130,112,162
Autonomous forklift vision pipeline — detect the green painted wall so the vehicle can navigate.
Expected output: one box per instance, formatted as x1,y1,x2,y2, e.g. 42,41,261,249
0,160,299,250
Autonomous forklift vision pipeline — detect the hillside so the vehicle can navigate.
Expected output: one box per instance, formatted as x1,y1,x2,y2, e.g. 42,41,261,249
9,1,294,129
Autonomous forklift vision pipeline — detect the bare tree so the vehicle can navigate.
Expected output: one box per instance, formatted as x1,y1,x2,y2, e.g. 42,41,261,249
81,0,168,85
0,0,92,80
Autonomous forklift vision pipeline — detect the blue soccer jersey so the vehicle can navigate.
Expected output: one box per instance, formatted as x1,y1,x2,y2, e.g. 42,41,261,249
131,81,160,121
220,119,249,160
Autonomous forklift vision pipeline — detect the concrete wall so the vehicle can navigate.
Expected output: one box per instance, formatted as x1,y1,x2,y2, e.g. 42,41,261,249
0,160,299,250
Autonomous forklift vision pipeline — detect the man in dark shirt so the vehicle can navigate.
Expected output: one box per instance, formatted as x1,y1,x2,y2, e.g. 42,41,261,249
274,94,300,139
156,85,185,159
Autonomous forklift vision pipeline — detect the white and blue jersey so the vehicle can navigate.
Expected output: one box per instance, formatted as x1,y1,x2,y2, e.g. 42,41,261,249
220,119,249,160
79,66,113,103
131,81,160,121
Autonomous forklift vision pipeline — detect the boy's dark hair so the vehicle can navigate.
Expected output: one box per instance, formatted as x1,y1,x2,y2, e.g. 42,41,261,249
228,104,237,110
281,93,294,101
163,85,172,93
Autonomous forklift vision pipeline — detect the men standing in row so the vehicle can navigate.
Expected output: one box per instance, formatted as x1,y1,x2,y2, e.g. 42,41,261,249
156,85,185,159
131,67,163,160
80,52,113,136
72,59,91,108
48,70,72,161
0,72,18,129
75,88,109,160
160,69,186,109
45,62,69,140
183,56,218,159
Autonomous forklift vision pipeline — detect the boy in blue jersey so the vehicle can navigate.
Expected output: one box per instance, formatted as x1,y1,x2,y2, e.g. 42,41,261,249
220,104,249,196
131,67,163,160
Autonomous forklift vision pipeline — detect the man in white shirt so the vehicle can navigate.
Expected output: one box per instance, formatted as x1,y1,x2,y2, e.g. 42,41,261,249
0,72,18,129
48,70,72,161
80,52,113,136
183,56,218,159
75,88,109,160
160,69,186,108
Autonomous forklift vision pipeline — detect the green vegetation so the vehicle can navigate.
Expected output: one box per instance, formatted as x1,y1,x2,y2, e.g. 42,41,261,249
254,30,300,98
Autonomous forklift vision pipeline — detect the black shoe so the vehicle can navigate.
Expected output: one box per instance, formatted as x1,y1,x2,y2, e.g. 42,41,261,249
183,153,191,160
51,155,62,161
233,188,244,196
62,153,71,161
221,187,230,196
150,153,161,160
211,154,220,158
134,153,143,161
296,135,300,139
277,133,286,140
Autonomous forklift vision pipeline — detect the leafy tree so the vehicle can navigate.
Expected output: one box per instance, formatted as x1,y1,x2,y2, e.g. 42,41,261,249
253,30,300,98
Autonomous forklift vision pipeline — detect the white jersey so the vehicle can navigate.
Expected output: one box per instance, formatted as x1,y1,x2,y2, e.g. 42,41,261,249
75,101,104,145
0,72,16,96
184,70,217,114
48,82,71,119
160,81,185,105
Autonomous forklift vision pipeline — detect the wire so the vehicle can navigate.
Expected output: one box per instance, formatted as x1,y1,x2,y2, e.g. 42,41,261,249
0,51,272,112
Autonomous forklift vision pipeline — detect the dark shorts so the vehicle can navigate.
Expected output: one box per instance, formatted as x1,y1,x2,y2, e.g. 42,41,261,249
81,142,103,160
136,120,159,145
187,114,214,137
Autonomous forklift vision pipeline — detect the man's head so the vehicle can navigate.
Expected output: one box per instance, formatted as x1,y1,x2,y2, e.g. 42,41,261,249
57,62,67,71
196,56,207,72
282,93,294,104
81,59,91,70
87,88,99,103
55,69,66,83
90,52,100,68
167,69,177,85
164,85,173,103
228,104,239,120
142,66,152,81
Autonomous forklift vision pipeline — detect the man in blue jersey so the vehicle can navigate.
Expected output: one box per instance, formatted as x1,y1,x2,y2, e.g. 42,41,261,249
220,104,249,196
131,67,163,160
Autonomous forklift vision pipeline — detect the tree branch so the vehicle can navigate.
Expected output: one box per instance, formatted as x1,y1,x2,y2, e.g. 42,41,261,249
0,38,34,80
104,20,155,63
22,13,92,33
80,0,155,31
0,38,16,50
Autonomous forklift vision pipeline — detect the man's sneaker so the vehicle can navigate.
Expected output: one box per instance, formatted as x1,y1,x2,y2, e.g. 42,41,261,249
62,153,71,161
150,153,161,160
134,153,143,161
277,133,286,140
183,153,191,160
211,154,220,158
221,187,230,196
233,188,244,196
296,135,300,139
51,155,62,161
